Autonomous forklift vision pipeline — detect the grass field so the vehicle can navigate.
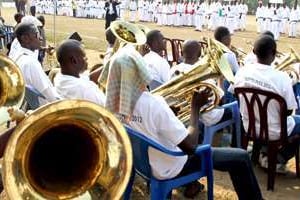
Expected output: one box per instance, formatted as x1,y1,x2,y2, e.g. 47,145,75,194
1,7,300,200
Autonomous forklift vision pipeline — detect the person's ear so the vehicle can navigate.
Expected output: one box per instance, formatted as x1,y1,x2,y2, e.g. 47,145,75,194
70,55,77,64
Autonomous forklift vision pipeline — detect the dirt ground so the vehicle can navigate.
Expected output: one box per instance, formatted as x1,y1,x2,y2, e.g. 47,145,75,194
1,8,300,200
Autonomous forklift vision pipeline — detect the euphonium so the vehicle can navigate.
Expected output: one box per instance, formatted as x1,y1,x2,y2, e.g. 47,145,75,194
152,38,235,123
274,47,300,83
0,54,25,126
230,45,247,65
2,100,132,200
110,20,147,54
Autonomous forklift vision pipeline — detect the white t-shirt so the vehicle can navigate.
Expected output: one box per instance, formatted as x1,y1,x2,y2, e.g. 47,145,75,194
54,73,106,106
9,38,39,60
224,51,239,74
12,47,60,105
170,62,194,77
144,51,171,83
244,52,257,65
229,63,298,140
118,92,188,180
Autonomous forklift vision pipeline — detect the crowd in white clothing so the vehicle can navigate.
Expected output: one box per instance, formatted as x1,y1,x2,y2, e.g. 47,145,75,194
33,0,248,34
256,3,300,40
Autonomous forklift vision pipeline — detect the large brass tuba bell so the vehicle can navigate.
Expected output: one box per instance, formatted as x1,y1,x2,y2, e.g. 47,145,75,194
0,54,25,126
151,38,235,123
2,100,132,200
274,47,300,83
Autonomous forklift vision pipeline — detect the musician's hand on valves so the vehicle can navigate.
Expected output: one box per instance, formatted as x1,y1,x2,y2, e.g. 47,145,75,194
191,87,212,112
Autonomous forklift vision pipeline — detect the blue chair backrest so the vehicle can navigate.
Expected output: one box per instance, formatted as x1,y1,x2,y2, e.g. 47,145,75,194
25,85,46,110
124,126,185,180
149,80,163,91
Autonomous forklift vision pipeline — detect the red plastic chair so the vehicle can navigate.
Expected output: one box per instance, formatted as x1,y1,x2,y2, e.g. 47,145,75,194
162,37,176,66
172,39,184,64
234,87,300,190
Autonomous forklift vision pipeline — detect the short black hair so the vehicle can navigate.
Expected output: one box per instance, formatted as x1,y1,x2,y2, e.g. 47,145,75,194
56,39,82,66
253,35,276,60
183,40,201,60
14,13,24,22
37,15,45,26
105,28,116,45
260,31,274,40
214,26,230,42
14,23,37,42
146,30,161,47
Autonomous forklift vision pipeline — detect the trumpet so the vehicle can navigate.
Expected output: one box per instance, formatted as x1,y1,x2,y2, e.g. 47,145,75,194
152,38,235,123
274,47,300,83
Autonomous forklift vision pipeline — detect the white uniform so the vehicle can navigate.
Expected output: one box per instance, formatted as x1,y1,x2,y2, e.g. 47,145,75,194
144,51,171,84
229,63,298,140
54,73,105,105
289,8,298,37
256,5,264,33
129,0,137,22
118,91,188,180
271,10,281,40
12,47,60,105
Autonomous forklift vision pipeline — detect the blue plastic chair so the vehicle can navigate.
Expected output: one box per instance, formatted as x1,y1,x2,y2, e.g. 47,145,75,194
25,85,46,110
202,101,242,148
149,79,163,91
123,125,213,200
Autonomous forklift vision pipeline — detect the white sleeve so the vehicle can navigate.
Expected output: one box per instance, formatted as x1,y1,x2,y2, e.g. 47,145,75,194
83,84,106,106
29,61,60,102
161,59,171,83
225,52,240,74
281,73,298,110
154,96,188,145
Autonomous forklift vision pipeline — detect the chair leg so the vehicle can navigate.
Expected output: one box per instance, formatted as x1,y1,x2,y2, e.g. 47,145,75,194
295,144,300,178
123,169,135,200
150,181,170,200
242,135,248,150
203,128,214,145
251,142,262,165
267,146,277,191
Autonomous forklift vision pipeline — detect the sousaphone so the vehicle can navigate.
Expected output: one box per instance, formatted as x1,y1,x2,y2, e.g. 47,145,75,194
3,100,132,200
0,54,25,127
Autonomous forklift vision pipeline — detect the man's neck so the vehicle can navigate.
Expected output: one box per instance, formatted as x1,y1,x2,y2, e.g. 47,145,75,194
21,44,36,52
61,69,80,78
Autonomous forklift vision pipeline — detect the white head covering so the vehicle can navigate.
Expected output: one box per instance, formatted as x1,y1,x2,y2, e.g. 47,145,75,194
21,16,42,27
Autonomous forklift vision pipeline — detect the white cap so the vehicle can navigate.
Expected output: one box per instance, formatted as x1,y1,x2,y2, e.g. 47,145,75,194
21,16,42,27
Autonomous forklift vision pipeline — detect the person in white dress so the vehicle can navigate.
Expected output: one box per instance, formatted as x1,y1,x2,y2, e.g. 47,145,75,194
129,0,137,22
143,30,171,84
13,22,60,105
54,39,105,105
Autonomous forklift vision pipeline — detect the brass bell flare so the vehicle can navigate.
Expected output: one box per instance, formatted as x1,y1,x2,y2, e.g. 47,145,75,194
3,100,132,200
0,54,25,127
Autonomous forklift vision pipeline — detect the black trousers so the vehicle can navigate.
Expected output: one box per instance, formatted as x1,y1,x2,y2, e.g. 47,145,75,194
105,14,117,29
30,6,36,16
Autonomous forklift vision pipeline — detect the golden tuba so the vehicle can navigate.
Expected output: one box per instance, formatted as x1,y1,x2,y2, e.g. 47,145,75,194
151,38,235,123
0,54,25,126
2,100,132,200
110,20,147,53
274,47,300,83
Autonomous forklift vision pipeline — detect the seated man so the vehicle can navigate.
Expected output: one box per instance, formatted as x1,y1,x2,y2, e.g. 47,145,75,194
12,22,60,105
229,35,300,168
244,31,274,65
170,40,234,143
54,39,106,106
143,30,171,84
170,40,201,77
100,28,263,199
214,26,239,104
